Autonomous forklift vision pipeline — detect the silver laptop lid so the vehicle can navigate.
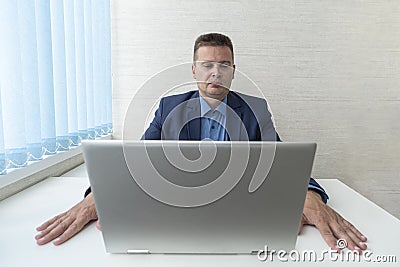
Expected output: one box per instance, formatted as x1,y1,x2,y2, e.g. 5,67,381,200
82,140,316,254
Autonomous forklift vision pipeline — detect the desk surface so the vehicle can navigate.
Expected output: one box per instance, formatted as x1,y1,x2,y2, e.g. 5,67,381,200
1,173,399,266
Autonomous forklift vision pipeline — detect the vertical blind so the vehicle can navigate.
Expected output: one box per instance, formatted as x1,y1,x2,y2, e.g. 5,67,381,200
0,0,112,174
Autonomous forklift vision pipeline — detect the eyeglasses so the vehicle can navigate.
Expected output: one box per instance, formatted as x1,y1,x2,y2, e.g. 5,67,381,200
195,61,233,72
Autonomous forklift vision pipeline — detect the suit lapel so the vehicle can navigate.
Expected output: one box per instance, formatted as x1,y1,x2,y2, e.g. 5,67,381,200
185,92,201,140
226,92,244,141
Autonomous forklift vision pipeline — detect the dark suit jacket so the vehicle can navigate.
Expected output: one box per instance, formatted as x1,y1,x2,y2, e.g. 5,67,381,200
141,90,328,203
143,90,279,141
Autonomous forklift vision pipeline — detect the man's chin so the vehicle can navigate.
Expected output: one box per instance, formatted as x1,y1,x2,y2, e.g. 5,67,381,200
206,88,229,99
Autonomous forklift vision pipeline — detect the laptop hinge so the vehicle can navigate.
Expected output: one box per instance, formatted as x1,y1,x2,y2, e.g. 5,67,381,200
127,249,150,254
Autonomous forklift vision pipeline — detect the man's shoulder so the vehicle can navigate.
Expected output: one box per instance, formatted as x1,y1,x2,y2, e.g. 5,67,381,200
230,91,268,106
161,90,198,104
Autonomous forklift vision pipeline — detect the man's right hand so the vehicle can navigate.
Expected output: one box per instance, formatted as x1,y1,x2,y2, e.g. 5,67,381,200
35,192,97,246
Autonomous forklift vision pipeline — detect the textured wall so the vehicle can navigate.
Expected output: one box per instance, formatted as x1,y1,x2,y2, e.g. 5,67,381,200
110,0,400,218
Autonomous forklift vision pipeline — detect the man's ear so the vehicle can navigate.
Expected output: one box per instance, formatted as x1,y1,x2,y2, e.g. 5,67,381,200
232,64,236,79
192,63,196,79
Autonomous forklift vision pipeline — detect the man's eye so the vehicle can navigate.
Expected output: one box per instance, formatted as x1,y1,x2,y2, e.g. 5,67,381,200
202,63,213,68
220,64,229,69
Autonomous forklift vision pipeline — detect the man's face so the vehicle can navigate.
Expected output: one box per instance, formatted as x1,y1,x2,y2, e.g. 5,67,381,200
192,46,235,101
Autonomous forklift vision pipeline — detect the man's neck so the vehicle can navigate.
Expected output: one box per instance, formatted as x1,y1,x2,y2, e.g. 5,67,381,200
199,92,228,109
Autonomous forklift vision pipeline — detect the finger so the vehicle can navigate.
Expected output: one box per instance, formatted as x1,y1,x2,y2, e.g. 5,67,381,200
331,226,358,252
316,222,341,252
329,221,364,254
35,216,69,240
53,213,93,245
36,213,65,231
36,217,73,245
52,222,81,246
96,220,101,231
298,223,304,235
35,216,65,240
336,220,367,251
298,215,307,235
342,220,368,246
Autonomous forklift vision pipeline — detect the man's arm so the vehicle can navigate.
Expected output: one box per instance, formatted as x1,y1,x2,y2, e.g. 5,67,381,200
258,99,367,252
267,118,330,203
308,178,329,203
142,98,164,140
276,131,330,203
81,98,166,199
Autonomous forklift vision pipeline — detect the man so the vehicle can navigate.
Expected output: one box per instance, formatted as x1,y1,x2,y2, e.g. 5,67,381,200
36,33,367,253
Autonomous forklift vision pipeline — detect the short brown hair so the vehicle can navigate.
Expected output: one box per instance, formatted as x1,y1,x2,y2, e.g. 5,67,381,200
193,33,234,62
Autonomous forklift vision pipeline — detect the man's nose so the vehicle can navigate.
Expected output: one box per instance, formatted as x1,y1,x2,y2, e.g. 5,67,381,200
211,64,221,77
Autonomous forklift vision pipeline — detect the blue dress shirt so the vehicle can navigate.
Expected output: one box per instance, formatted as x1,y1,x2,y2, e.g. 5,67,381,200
199,96,228,141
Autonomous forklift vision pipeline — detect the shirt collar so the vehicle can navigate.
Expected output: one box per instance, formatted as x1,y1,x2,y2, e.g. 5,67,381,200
199,95,227,117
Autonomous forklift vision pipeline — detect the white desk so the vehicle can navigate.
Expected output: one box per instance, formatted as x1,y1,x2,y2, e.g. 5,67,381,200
1,174,399,266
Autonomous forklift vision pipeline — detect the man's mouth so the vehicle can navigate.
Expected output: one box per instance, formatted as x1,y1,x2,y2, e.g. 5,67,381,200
209,82,221,88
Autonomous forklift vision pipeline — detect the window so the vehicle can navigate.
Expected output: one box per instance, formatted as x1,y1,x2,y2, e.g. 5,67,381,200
0,0,112,175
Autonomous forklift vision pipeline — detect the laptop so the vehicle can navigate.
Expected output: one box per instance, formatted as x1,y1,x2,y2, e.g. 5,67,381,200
82,140,316,254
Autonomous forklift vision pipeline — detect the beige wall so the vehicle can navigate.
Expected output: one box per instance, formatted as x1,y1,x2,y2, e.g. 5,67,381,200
110,0,400,218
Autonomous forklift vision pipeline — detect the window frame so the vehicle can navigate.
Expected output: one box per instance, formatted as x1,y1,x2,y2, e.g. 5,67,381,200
0,134,111,201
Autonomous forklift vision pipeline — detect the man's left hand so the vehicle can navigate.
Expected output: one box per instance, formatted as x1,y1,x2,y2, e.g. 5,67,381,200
299,190,368,253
